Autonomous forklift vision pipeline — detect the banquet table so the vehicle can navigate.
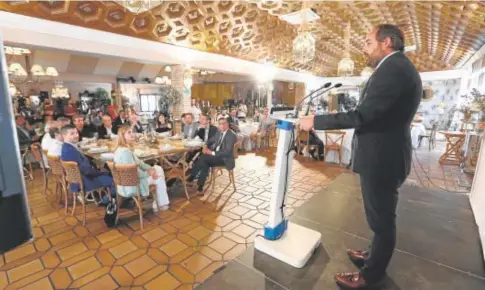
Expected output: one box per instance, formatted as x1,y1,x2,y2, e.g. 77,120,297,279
315,129,354,164
238,122,259,151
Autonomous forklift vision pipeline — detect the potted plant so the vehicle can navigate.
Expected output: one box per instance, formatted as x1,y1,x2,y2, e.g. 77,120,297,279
469,88,485,131
158,85,182,117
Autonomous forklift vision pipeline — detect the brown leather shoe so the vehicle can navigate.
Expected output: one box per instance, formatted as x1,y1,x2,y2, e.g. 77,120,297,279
335,272,372,289
347,249,369,269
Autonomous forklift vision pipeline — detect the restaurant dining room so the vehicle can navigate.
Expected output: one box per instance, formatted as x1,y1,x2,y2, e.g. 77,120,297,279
1,1,485,290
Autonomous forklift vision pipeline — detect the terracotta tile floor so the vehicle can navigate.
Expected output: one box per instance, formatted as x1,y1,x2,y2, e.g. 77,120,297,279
0,145,472,289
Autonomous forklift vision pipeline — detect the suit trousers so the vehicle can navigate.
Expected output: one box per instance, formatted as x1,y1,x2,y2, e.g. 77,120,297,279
359,173,403,282
191,154,225,191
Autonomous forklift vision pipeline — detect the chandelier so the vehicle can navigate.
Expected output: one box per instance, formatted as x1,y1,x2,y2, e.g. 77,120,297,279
154,76,171,85
292,4,316,64
338,22,355,77
120,0,152,14
293,31,316,64
5,46,60,82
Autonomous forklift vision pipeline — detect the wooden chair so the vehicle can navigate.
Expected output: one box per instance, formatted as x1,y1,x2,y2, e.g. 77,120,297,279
47,155,69,213
205,142,240,197
61,161,111,226
160,153,191,200
107,162,157,230
30,143,49,195
418,123,438,150
324,131,346,164
297,130,320,160
261,124,277,149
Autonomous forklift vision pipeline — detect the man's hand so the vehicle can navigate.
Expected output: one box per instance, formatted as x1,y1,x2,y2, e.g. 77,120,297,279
147,168,158,179
299,115,314,131
202,147,212,155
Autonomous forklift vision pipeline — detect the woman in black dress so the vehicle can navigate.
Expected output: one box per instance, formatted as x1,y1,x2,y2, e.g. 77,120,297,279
155,114,172,133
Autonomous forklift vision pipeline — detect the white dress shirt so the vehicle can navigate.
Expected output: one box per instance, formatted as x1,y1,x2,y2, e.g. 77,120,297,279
41,133,54,151
48,140,64,157
376,51,399,70
212,130,227,155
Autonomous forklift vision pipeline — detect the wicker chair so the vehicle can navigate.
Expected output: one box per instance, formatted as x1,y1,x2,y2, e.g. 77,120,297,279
160,153,190,200
297,130,320,160
61,161,111,226
47,155,69,213
30,143,49,194
205,142,240,198
324,130,346,165
107,162,159,230
261,124,277,149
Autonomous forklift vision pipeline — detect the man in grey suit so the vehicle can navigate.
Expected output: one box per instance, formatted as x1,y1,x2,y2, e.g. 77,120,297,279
182,113,199,139
300,24,422,289
187,118,237,196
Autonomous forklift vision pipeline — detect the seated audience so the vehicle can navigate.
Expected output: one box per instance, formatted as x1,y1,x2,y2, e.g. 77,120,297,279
73,115,93,141
253,109,261,122
182,113,198,139
47,127,64,157
155,114,172,133
237,103,247,120
228,109,240,129
60,124,115,204
129,113,144,133
92,111,104,127
250,108,274,149
41,121,57,151
187,118,237,196
114,125,169,211
97,114,116,139
57,116,71,126
113,110,128,134
217,109,229,122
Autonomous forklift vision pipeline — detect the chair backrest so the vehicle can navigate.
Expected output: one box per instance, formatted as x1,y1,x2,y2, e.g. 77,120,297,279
61,161,83,190
47,155,64,176
430,123,439,138
30,143,45,167
108,162,139,186
298,130,310,144
325,130,346,147
233,142,241,159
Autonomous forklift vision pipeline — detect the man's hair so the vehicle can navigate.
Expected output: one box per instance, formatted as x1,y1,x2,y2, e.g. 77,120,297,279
375,24,405,52
218,117,228,123
49,127,60,139
185,113,194,118
61,124,76,135
102,114,111,119
181,113,187,119
72,114,84,121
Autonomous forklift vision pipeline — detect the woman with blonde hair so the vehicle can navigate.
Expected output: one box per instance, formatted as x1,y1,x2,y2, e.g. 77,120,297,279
113,125,169,211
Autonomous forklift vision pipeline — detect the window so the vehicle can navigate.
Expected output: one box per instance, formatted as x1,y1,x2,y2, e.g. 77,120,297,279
139,94,160,113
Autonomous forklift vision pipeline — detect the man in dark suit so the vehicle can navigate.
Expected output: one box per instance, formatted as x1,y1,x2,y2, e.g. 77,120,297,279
97,114,115,139
196,114,218,143
300,24,422,289
72,115,94,141
187,118,237,196
60,124,115,204
15,115,37,146
112,110,127,134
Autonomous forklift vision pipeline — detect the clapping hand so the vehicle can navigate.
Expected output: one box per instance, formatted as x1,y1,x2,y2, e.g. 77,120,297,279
299,115,314,131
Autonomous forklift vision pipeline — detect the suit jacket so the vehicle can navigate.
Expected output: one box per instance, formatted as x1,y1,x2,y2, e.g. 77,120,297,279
16,126,34,146
183,122,199,139
313,52,422,179
196,125,218,143
77,125,94,141
112,116,127,134
207,129,237,170
132,122,144,133
97,125,114,139
228,116,239,126
61,142,108,192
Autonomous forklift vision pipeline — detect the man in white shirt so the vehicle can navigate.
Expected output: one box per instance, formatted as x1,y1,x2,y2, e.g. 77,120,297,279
47,127,64,157
41,121,57,151
97,114,116,139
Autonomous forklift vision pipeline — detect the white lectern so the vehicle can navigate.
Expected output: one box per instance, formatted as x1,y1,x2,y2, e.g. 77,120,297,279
254,112,321,268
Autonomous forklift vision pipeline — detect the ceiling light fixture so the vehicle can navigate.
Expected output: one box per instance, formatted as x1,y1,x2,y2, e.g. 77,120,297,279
291,4,317,64
338,22,355,77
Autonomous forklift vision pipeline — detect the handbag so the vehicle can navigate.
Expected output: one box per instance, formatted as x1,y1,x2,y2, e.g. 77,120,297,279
104,160,118,227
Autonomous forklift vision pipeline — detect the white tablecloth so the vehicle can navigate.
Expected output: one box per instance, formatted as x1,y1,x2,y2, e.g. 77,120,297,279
315,129,354,164
411,124,426,148
239,123,259,150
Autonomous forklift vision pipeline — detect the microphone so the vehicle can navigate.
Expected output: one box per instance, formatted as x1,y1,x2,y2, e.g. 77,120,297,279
304,83,342,116
286,82,331,118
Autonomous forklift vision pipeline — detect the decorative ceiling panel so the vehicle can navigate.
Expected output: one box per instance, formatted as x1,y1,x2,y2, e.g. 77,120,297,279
1,1,485,76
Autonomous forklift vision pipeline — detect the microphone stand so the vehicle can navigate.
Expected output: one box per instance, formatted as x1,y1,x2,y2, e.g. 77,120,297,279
286,83,331,119
304,84,341,116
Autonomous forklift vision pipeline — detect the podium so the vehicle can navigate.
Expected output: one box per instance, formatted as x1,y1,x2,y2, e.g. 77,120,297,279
254,116,321,268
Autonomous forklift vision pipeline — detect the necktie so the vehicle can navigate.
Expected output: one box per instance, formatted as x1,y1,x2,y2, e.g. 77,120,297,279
215,133,224,151
204,127,209,142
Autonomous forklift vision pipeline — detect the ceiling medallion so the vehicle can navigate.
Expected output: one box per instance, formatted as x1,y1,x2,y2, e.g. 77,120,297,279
338,22,354,77
120,0,152,14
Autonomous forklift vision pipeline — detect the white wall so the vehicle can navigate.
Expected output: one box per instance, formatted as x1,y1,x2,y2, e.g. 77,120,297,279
470,137,485,261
